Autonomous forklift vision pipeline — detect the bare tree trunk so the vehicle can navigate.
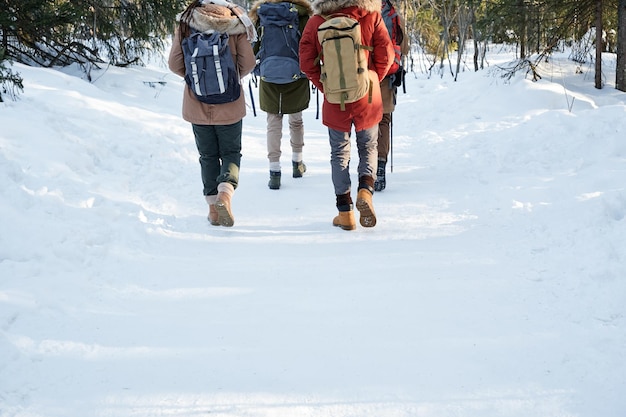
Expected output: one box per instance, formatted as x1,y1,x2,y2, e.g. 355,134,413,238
467,0,481,71
518,0,527,59
454,3,472,80
435,0,456,76
595,0,603,89
473,20,491,71
617,0,626,91
473,38,479,72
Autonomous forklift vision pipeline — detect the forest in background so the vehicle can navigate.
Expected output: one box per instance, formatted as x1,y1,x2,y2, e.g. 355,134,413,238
2,0,626,102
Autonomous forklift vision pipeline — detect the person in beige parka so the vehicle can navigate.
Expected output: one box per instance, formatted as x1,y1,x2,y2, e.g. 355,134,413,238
169,0,257,227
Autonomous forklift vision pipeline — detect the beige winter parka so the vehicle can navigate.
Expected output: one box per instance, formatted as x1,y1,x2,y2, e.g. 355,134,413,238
168,2,257,125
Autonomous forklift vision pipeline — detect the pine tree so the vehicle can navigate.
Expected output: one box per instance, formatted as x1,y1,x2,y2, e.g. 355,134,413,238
0,0,185,69
617,0,626,91
0,47,23,102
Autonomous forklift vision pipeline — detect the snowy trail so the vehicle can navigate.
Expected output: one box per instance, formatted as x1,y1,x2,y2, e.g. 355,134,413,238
1,52,626,417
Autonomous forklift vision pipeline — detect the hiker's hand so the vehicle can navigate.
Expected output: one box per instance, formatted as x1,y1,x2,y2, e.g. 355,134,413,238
391,67,404,87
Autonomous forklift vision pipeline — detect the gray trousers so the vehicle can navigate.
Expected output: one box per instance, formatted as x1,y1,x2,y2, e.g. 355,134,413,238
328,126,378,196
266,112,304,164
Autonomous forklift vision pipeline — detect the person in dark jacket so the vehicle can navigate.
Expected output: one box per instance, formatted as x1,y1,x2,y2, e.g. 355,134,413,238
376,1,409,191
299,0,394,230
249,0,313,190
168,0,256,227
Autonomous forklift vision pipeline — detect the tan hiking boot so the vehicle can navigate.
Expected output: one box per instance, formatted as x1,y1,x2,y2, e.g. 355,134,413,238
356,188,376,227
205,195,220,226
215,195,234,227
215,183,235,227
208,204,220,226
333,211,356,231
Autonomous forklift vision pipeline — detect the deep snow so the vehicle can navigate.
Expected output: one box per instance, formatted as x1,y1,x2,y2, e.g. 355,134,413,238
1,46,625,417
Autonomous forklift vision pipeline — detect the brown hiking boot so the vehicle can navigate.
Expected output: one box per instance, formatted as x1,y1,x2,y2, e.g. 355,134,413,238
215,183,235,227
333,211,356,231
215,195,234,227
208,204,220,226
356,188,376,227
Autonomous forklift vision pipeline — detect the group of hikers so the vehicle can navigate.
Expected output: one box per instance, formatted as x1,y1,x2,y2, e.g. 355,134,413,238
168,0,409,230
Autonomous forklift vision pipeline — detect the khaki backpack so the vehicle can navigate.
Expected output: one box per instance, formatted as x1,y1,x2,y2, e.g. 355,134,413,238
316,14,373,110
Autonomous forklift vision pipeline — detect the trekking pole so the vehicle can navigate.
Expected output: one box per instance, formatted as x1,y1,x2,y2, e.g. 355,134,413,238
315,86,320,119
401,55,408,94
390,112,393,173
248,78,257,117
402,68,406,94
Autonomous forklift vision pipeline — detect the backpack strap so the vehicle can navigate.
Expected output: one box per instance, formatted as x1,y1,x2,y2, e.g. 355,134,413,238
190,40,203,96
212,43,226,93
313,14,329,66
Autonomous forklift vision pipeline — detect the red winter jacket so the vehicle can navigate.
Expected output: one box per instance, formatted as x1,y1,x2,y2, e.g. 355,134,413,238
299,1,394,131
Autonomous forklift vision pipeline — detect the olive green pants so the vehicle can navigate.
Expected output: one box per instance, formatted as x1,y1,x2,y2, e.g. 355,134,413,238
192,121,242,196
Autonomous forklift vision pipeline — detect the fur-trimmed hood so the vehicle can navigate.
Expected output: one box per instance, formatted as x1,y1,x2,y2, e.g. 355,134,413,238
310,0,381,15
248,0,313,24
178,2,248,35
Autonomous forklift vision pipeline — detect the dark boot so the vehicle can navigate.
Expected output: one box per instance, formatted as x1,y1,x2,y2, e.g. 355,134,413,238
268,171,281,190
374,159,386,192
292,161,306,178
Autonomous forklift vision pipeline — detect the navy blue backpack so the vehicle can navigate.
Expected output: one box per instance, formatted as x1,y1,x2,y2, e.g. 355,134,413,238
255,2,304,84
182,30,241,104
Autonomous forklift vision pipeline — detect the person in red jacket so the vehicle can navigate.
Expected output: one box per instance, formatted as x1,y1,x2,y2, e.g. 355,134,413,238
299,0,394,230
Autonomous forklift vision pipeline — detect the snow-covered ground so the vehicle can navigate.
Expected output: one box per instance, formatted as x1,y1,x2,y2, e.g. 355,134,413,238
1,46,625,417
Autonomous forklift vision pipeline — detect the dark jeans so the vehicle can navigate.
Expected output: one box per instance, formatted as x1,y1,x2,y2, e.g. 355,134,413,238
192,121,242,196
